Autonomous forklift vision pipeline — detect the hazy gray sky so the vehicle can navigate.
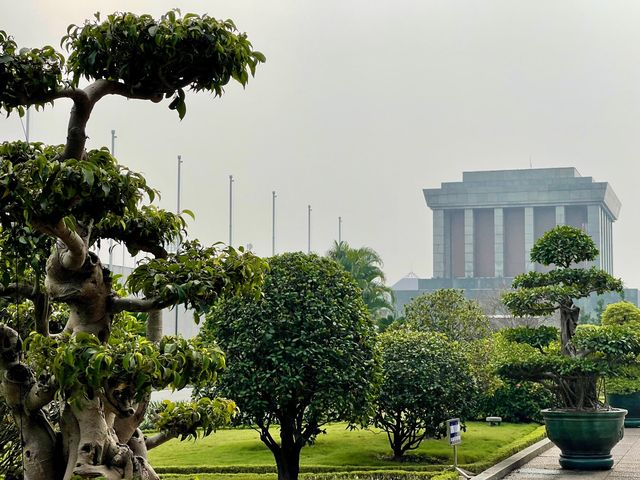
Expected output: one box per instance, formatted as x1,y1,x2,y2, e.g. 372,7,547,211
2,1,640,288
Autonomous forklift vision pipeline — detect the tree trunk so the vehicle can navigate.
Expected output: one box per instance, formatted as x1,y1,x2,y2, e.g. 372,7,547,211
261,421,303,480
146,310,163,343
390,412,405,460
274,446,301,480
559,304,579,356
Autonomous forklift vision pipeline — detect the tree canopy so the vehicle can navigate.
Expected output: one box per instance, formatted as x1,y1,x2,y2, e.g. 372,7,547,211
326,241,395,327
374,330,475,460
0,10,265,480
402,289,490,342
200,253,379,480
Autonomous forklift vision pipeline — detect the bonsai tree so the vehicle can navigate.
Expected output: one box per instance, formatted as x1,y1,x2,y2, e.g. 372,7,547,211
402,289,490,342
199,253,380,480
501,226,638,409
0,10,266,480
373,330,475,460
499,226,640,469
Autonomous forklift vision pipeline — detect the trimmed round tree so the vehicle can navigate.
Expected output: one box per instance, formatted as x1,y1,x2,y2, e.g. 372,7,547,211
403,289,490,342
0,10,266,480
200,253,379,480
374,330,475,460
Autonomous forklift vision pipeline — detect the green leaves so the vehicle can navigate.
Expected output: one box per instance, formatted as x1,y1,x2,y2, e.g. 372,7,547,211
152,397,237,441
62,11,265,118
326,241,395,326
502,226,622,341
502,326,558,351
530,225,598,268
94,205,187,256
0,142,154,229
601,301,640,327
0,31,64,115
374,330,476,453
25,314,227,403
127,240,267,316
402,289,490,342
200,252,379,444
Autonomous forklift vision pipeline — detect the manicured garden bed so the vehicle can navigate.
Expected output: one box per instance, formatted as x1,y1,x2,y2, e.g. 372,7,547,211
150,421,544,478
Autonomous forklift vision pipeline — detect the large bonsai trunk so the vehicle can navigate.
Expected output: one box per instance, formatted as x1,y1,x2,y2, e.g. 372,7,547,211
559,303,579,356
0,238,164,480
558,303,600,409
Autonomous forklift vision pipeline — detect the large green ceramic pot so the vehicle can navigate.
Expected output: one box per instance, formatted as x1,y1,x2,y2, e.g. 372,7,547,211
542,408,627,470
607,392,640,427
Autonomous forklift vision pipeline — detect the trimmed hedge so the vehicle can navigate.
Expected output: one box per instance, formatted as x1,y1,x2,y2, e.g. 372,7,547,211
158,472,457,480
155,465,445,474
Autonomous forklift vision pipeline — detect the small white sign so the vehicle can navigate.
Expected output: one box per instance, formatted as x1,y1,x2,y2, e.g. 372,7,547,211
448,418,462,446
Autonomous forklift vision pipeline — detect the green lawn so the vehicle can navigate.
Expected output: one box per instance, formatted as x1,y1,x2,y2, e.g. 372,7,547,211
149,421,541,468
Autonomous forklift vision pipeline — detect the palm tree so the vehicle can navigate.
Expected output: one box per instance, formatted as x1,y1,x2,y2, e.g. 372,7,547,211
327,241,395,327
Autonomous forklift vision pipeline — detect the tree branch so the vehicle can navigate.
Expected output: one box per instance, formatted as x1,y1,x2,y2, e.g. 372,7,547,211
144,431,176,451
0,282,38,301
32,219,87,271
110,296,174,314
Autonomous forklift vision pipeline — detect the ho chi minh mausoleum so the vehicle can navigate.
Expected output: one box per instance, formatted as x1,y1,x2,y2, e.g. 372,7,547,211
392,168,638,318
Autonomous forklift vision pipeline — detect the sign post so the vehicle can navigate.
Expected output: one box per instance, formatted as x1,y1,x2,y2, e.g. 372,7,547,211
448,418,472,479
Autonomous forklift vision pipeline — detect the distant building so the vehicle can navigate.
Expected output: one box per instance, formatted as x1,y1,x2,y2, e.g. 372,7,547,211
393,168,637,318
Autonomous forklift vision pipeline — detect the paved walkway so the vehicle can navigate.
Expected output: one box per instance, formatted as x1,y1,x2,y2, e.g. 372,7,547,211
504,428,640,479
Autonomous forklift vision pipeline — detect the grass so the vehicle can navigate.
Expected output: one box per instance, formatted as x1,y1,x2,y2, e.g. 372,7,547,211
149,421,541,469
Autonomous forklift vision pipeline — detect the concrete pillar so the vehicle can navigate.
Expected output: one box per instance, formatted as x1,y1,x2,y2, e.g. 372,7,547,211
555,206,565,226
524,207,535,272
443,211,451,277
464,208,474,278
433,210,445,278
494,208,504,277
587,205,602,269
608,216,613,273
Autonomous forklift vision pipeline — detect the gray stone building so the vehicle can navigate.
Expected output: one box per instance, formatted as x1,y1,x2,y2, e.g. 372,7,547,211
393,168,637,319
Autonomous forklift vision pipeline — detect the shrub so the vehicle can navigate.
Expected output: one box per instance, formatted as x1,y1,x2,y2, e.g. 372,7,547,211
473,381,556,423
374,331,476,459
601,301,640,326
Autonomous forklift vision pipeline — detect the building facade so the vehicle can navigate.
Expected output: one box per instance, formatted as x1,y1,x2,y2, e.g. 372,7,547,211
427,168,619,279
393,168,636,318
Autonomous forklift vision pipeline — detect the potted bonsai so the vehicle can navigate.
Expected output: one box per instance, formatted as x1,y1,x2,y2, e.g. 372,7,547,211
500,225,640,470
601,301,640,427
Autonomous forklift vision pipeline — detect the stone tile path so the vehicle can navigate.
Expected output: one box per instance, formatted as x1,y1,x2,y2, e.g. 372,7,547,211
504,428,640,479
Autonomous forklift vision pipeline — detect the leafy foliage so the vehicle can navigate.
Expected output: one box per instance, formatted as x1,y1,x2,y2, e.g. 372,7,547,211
94,205,188,256
326,241,395,327
128,240,267,317
501,326,558,352
63,10,265,118
503,268,623,317
200,253,379,479
152,397,237,441
374,330,475,459
494,325,640,409
26,313,226,404
402,289,490,342
465,334,556,423
530,225,598,268
0,142,153,227
0,31,64,115
473,381,556,424
601,301,640,326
